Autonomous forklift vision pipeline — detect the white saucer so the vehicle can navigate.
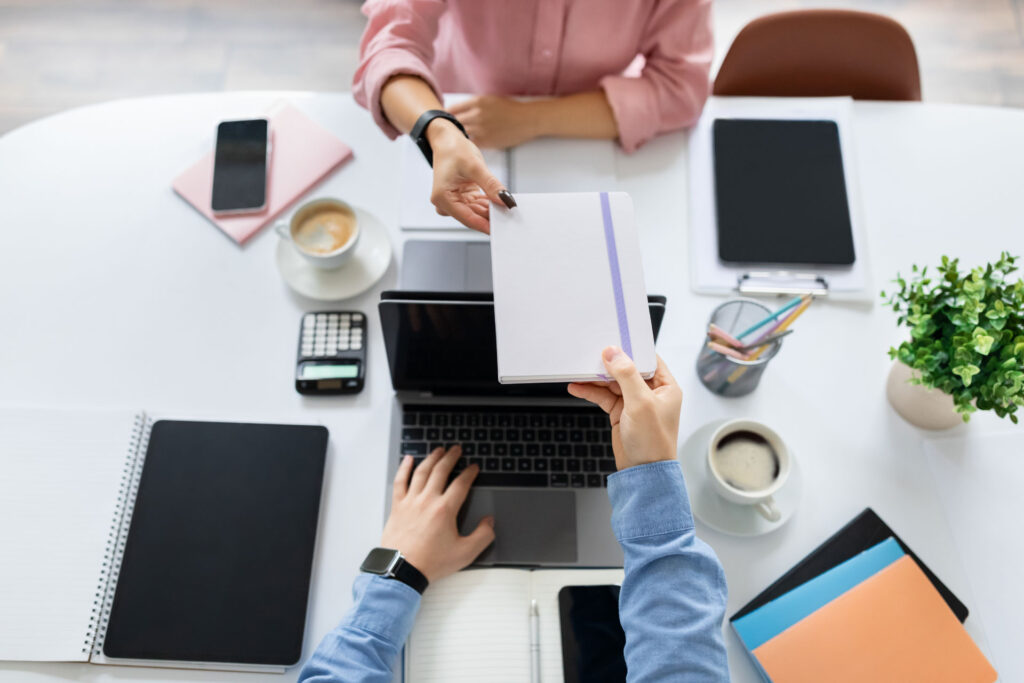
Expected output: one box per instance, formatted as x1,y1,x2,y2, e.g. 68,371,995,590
275,207,392,301
679,419,802,537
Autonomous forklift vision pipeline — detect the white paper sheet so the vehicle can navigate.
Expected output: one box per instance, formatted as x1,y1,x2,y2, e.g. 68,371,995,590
923,431,1024,683
490,192,655,383
688,97,872,301
0,406,140,661
511,137,618,194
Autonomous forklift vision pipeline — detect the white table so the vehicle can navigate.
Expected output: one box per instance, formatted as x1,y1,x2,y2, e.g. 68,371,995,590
1,92,1021,682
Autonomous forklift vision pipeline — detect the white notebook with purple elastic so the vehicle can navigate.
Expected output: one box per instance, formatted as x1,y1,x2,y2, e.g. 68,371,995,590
490,192,656,384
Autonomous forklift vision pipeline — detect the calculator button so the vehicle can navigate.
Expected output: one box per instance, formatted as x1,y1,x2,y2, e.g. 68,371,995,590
353,313,363,322
338,342,349,351
352,341,362,350
325,345,336,354
328,313,339,322
340,314,351,323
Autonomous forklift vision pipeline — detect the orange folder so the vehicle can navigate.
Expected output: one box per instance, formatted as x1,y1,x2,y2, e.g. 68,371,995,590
753,555,996,683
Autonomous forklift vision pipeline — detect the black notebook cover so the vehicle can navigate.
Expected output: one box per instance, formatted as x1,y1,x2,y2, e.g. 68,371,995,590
730,508,968,624
713,118,856,266
103,420,328,665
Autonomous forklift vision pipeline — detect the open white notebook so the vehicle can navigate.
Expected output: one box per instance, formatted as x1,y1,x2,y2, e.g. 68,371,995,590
405,568,623,682
490,192,656,383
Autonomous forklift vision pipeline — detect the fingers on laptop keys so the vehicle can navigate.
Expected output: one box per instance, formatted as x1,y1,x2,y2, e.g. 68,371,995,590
406,445,477,492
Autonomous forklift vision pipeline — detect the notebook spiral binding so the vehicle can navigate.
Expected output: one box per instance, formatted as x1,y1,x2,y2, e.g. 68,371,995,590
84,412,152,658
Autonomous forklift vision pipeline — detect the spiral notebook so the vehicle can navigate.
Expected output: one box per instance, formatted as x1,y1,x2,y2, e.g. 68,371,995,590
0,407,328,672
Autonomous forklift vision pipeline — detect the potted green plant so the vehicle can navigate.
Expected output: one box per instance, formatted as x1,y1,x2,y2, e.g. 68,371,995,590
882,252,1024,428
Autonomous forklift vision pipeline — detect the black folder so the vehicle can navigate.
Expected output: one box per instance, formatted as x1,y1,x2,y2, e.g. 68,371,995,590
731,508,968,624
102,420,328,665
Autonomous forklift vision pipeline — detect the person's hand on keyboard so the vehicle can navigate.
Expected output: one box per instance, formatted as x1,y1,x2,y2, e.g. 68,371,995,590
381,445,496,581
567,347,682,471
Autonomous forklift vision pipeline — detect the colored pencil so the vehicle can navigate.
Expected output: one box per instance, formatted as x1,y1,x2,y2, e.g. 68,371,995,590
733,329,794,353
707,341,752,361
735,295,806,340
708,323,744,348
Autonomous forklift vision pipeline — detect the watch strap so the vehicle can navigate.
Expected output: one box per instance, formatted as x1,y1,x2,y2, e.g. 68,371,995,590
392,557,429,594
410,109,468,167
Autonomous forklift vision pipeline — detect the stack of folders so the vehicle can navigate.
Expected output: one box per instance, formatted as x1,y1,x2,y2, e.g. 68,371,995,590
731,509,997,683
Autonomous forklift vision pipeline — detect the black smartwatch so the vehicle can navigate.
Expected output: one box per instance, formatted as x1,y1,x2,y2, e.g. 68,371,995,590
360,547,429,594
410,109,468,167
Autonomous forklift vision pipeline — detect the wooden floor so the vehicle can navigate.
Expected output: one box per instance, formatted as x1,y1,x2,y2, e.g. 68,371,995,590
1,0,1022,134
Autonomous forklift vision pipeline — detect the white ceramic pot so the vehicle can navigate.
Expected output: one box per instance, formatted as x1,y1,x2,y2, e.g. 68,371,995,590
886,361,962,430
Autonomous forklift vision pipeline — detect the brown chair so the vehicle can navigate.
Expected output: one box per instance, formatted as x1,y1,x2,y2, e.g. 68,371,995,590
714,9,922,101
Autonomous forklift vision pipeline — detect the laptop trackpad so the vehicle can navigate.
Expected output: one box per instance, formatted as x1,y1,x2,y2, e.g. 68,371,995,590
460,490,577,564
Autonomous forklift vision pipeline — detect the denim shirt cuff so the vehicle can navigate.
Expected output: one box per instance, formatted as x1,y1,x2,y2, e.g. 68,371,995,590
608,460,694,541
347,573,422,644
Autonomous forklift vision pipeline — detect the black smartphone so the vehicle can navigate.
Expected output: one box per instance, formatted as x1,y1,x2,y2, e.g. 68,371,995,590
211,118,270,215
558,585,626,683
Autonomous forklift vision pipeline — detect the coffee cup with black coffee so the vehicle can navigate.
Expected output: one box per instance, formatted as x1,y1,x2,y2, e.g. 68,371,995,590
275,198,360,270
706,419,791,522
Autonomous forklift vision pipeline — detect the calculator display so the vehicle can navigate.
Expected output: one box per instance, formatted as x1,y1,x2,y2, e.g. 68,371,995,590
300,364,359,380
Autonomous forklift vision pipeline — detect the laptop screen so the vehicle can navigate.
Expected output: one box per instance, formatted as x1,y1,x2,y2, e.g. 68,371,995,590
379,291,666,397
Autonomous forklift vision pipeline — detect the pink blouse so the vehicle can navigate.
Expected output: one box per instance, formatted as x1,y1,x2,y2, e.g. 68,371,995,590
352,0,713,153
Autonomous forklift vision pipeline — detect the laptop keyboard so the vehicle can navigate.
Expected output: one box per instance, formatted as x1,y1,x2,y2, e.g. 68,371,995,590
400,405,617,488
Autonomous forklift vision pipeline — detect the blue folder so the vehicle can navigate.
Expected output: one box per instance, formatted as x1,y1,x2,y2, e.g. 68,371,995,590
733,537,905,651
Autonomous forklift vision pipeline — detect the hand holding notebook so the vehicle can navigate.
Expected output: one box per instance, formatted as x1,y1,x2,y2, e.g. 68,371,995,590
489,192,656,383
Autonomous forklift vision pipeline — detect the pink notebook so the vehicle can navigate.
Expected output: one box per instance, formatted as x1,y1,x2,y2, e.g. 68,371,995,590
173,103,353,245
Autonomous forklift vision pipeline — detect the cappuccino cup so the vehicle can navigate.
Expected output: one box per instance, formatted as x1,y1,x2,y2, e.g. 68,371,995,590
707,419,791,522
275,198,360,270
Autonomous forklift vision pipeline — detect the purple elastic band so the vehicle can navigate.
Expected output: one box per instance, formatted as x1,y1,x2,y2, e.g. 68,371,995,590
600,192,632,358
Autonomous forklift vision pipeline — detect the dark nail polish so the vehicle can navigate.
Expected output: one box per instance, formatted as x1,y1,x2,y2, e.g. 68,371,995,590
498,189,517,209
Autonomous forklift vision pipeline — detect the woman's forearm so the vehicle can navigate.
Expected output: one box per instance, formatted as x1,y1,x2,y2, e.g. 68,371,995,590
527,91,619,140
379,74,445,134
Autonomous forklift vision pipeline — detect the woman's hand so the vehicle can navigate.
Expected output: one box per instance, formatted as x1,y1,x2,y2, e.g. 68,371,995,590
427,119,510,234
381,445,495,582
567,348,682,471
449,96,539,150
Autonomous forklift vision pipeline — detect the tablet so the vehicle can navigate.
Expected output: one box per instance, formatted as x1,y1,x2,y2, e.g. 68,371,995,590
713,118,856,266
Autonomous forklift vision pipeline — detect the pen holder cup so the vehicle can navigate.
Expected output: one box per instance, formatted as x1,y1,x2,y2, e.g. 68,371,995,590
696,299,783,398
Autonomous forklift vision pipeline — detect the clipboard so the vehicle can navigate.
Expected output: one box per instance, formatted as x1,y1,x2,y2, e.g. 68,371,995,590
688,97,873,302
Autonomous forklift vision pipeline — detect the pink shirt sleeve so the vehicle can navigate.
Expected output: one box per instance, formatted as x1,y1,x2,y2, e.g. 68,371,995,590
351,0,448,139
600,0,713,153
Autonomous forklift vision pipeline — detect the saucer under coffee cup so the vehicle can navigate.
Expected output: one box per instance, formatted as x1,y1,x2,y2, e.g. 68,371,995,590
275,198,360,270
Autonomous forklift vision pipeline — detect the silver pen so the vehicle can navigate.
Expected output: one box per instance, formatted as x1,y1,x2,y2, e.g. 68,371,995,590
529,599,540,683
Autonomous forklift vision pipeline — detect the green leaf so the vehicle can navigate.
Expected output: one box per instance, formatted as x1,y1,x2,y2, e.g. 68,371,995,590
972,327,996,355
952,364,981,386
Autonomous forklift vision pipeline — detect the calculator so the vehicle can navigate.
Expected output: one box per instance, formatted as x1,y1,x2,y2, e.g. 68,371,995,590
295,311,366,395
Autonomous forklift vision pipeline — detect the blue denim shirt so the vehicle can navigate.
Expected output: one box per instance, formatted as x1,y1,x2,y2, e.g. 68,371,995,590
299,461,729,682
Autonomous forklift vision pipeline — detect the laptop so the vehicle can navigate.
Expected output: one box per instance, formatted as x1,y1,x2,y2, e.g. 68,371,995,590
380,290,667,567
